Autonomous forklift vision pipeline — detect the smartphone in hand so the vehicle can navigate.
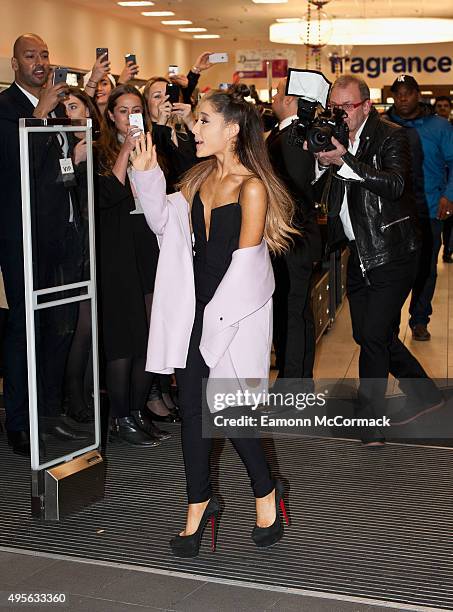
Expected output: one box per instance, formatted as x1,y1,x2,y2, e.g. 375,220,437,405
129,112,144,136
168,65,179,76
166,83,180,104
125,53,136,65
96,47,108,61
52,67,68,86
209,52,228,63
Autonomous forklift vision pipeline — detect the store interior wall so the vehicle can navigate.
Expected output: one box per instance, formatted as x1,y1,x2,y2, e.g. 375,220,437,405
0,0,190,83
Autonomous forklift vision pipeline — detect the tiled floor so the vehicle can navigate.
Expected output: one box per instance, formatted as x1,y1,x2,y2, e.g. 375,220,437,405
1,258,451,612
314,255,452,382
0,549,424,612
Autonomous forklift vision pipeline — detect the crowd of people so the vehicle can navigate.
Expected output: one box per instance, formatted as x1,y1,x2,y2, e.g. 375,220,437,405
1,31,453,556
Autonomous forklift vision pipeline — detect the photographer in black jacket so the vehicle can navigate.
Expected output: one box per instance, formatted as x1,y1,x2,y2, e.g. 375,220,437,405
313,75,442,444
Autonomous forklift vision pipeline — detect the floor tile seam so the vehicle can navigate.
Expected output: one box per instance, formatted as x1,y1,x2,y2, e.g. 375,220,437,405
0,547,447,612
176,580,218,603
48,592,169,610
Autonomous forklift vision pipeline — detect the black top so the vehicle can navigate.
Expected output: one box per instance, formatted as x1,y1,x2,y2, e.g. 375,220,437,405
95,172,158,361
191,192,241,304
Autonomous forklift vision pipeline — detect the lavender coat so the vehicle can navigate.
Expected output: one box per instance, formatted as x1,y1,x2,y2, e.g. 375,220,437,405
132,165,275,407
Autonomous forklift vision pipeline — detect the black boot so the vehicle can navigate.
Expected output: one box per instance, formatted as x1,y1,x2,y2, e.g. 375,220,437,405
131,410,171,441
110,416,160,447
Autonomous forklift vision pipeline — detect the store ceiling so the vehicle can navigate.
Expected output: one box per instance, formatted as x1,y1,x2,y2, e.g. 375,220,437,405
72,0,453,41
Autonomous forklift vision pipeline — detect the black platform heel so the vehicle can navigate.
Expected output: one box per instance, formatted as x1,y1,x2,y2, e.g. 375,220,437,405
170,496,220,558
251,480,289,548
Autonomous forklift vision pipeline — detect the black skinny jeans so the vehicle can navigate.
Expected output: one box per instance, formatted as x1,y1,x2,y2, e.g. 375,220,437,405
175,303,274,504
347,245,437,421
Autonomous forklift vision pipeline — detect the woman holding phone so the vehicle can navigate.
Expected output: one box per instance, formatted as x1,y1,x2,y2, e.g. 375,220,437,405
84,51,140,116
94,84,170,446
143,77,198,192
131,84,296,556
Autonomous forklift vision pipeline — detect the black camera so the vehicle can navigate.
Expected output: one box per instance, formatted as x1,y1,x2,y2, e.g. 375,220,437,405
288,98,349,153
285,68,349,153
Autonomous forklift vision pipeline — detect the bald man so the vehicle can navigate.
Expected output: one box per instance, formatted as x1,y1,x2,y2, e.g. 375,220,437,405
267,78,321,385
0,34,86,456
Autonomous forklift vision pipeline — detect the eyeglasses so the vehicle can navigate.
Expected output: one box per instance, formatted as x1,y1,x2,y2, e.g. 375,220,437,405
328,99,368,112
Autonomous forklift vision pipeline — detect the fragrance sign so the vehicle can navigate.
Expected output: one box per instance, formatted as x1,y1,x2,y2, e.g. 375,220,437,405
330,54,452,78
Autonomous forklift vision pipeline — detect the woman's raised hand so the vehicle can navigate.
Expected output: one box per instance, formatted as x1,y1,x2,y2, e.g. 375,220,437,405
90,53,111,84
122,126,143,154
130,132,157,172
156,95,172,126
171,103,195,129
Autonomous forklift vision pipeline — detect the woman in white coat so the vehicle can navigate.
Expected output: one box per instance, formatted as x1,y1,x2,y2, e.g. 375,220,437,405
131,84,298,557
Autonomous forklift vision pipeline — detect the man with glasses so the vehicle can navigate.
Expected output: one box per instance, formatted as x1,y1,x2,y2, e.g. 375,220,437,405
385,76,453,339
312,74,442,445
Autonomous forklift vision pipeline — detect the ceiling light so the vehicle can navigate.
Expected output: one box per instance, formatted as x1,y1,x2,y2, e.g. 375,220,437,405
161,20,192,25
276,18,301,23
179,27,207,32
141,11,175,17
193,34,220,39
118,1,154,6
270,18,453,45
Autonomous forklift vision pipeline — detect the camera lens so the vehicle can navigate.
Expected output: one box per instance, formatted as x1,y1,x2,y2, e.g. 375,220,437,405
307,126,333,153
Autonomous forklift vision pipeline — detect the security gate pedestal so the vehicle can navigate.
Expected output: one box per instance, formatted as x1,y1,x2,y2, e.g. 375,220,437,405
20,118,101,521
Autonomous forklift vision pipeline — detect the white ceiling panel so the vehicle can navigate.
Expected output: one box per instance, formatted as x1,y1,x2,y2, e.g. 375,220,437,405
70,0,453,41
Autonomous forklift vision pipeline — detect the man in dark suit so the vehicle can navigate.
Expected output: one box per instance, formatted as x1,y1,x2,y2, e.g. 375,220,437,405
267,78,322,383
0,34,87,456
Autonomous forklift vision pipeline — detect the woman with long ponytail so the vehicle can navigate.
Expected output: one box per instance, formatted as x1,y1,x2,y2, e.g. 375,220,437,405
131,84,298,557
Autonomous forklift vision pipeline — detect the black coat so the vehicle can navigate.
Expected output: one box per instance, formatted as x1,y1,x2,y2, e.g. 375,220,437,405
266,124,322,261
95,172,158,361
317,108,420,272
0,83,72,243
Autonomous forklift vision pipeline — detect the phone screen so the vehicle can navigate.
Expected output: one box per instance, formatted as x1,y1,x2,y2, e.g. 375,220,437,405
96,48,108,61
168,65,179,76
125,54,136,65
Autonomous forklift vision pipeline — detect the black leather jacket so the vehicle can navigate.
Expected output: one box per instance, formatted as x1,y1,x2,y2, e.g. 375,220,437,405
318,107,420,272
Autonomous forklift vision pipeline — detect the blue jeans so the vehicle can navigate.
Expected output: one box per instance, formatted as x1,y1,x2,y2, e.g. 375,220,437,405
409,218,443,328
